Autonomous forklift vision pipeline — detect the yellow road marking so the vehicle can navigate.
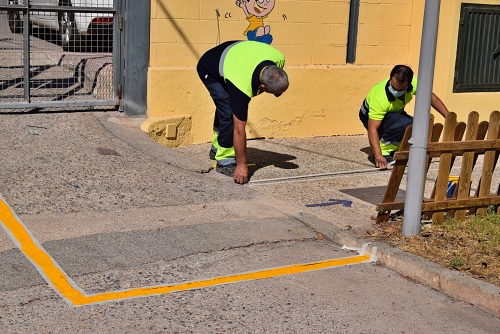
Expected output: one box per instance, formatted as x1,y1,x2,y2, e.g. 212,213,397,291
0,196,373,307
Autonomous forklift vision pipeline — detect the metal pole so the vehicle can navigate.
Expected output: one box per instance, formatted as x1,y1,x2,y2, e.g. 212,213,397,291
23,2,31,103
402,0,442,236
346,0,360,64
122,0,150,115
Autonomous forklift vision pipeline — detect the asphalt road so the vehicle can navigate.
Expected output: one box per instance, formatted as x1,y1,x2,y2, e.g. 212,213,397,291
0,111,498,333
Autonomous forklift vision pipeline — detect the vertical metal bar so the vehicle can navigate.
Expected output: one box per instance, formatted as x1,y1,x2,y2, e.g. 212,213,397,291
23,1,31,102
122,0,150,115
402,0,442,236
346,0,360,64
114,0,123,108
495,15,500,82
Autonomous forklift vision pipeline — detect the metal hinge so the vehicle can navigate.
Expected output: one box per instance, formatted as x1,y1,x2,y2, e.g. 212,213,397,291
117,14,124,31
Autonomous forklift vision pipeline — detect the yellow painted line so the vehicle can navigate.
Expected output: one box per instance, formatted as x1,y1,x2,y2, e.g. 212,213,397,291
80,254,371,306
0,196,373,307
0,197,87,304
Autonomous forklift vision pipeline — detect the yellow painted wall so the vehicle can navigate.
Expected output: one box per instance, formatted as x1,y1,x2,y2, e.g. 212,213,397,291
144,0,500,147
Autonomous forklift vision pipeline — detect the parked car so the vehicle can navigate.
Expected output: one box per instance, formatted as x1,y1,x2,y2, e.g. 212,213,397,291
7,0,114,51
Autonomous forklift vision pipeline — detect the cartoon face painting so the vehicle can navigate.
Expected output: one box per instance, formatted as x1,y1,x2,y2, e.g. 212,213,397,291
236,0,276,44
244,0,276,18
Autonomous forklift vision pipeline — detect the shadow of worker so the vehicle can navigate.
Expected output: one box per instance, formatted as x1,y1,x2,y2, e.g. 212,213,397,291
360,146,376,165
246,147,299,177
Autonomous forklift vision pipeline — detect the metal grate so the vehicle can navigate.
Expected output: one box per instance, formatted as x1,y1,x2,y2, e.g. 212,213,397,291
0,0,119,110
454,3,500,93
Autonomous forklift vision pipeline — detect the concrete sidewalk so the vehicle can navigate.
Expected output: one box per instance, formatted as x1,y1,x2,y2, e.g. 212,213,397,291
0,110,498,325
174,121,500,316
109,112,500,316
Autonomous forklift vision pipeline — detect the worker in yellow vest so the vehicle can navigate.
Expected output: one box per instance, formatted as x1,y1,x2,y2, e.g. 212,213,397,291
359,65,449,169
197,41,289,184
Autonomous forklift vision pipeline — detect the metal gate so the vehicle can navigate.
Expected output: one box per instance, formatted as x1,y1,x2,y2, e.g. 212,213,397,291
0,0,122,110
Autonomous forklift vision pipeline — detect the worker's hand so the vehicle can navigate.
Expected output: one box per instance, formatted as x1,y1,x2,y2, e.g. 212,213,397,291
233,164,249,184
375,155,388,169
235,0,243,8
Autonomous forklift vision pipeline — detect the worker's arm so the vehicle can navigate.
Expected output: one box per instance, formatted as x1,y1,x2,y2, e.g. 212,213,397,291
367,118,387,169
431,93,450,118
233,115,249,184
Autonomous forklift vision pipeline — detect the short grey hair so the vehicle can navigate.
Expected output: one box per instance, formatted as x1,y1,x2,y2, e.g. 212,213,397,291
260,65,289,94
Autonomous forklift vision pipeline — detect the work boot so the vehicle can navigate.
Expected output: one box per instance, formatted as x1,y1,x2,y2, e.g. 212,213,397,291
215,163,237,177
209,148,217,160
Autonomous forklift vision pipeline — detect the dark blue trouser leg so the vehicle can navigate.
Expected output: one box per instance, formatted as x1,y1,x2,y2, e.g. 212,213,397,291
379,111,413,143
378,111,413,155
359,110,413,155
204,82,236,164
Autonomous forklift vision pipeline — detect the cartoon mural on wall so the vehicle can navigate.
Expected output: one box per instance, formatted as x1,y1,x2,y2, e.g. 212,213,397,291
235,0,276,44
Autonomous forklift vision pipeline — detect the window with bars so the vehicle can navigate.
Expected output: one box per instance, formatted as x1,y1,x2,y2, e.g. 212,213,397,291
454,3,500,93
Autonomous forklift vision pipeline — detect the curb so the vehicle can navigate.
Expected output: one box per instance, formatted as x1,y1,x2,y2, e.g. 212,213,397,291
97,114,214,174
293,210,500,317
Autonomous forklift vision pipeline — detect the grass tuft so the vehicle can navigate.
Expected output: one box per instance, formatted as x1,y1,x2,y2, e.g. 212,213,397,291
364,212,500,287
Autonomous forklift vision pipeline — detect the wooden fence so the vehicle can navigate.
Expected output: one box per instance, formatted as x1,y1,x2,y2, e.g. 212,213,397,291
376,111,500,224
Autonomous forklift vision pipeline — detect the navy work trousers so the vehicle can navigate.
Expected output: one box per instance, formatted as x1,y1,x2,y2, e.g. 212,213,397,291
359,110,413,145
205,82,234,149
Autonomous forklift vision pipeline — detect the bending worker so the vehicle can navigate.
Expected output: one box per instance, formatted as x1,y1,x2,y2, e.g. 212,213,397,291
197,40,289,184
359,64,449,169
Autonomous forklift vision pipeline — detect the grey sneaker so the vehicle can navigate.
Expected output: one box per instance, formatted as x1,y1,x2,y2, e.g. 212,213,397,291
216,163,237,177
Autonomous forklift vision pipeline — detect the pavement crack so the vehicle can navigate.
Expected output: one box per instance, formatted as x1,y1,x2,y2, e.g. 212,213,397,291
26,125,48,129
163,236,322,263
197,166,214,174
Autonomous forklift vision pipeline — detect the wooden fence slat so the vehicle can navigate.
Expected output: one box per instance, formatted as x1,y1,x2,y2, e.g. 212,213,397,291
424,196,500,212
455,111,480,220
426,139,500,152
477,111,500,215
424,122,444,193
428,121,465,200
426,122,444,169
432,113,458,224
433,122,466,217
375,125,413,223
468,121,491,216
446,122,467,217
471,121,490,200
391,134,500,158
377,196,500,212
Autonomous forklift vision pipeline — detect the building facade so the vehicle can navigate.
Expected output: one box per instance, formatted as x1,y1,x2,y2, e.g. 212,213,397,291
142,0,500,147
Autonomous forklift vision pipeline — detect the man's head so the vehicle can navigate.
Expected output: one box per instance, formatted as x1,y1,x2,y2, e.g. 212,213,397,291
260,65,289,97
389,65,413,93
